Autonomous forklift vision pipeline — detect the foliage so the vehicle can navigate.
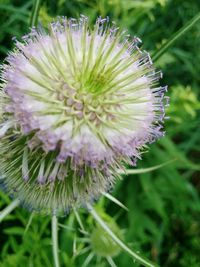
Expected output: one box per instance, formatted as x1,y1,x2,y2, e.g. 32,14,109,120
0,0,200,266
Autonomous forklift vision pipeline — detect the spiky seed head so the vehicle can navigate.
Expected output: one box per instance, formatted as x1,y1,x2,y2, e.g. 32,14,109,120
0,16,168,215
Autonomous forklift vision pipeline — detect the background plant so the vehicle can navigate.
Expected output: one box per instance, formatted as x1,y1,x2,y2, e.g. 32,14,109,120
0,0,200,266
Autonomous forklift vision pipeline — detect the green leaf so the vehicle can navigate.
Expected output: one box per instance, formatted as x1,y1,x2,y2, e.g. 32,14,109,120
4,226,25,235
152,12,200,62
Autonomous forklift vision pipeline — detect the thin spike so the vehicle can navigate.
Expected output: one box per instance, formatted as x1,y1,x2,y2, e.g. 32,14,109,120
0,199,20,223
87,203,159,267
73,207,86,231
107,257,117,267
102,192,129,211
24,212,35,234
118,159,176,175
82,252,95,267
22,148,29,181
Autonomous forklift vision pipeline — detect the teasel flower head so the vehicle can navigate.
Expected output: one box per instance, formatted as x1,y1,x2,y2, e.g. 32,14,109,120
0,15,168,215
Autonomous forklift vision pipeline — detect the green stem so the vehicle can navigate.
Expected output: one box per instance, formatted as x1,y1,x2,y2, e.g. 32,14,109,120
87,203,159,267
152,12,200,62
0,199,20,223
52,215,60,267
30,0,41,27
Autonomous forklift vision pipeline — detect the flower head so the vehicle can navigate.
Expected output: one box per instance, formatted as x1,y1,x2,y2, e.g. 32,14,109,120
0,16,168,214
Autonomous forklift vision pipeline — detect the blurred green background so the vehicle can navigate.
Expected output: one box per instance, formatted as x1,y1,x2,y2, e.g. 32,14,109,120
0,0,200,266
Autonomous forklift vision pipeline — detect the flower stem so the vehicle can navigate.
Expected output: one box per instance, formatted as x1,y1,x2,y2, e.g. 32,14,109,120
52,215,60,267
0,199,20,223
87,203,159,267
152,12,200,62
30,0,41,27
